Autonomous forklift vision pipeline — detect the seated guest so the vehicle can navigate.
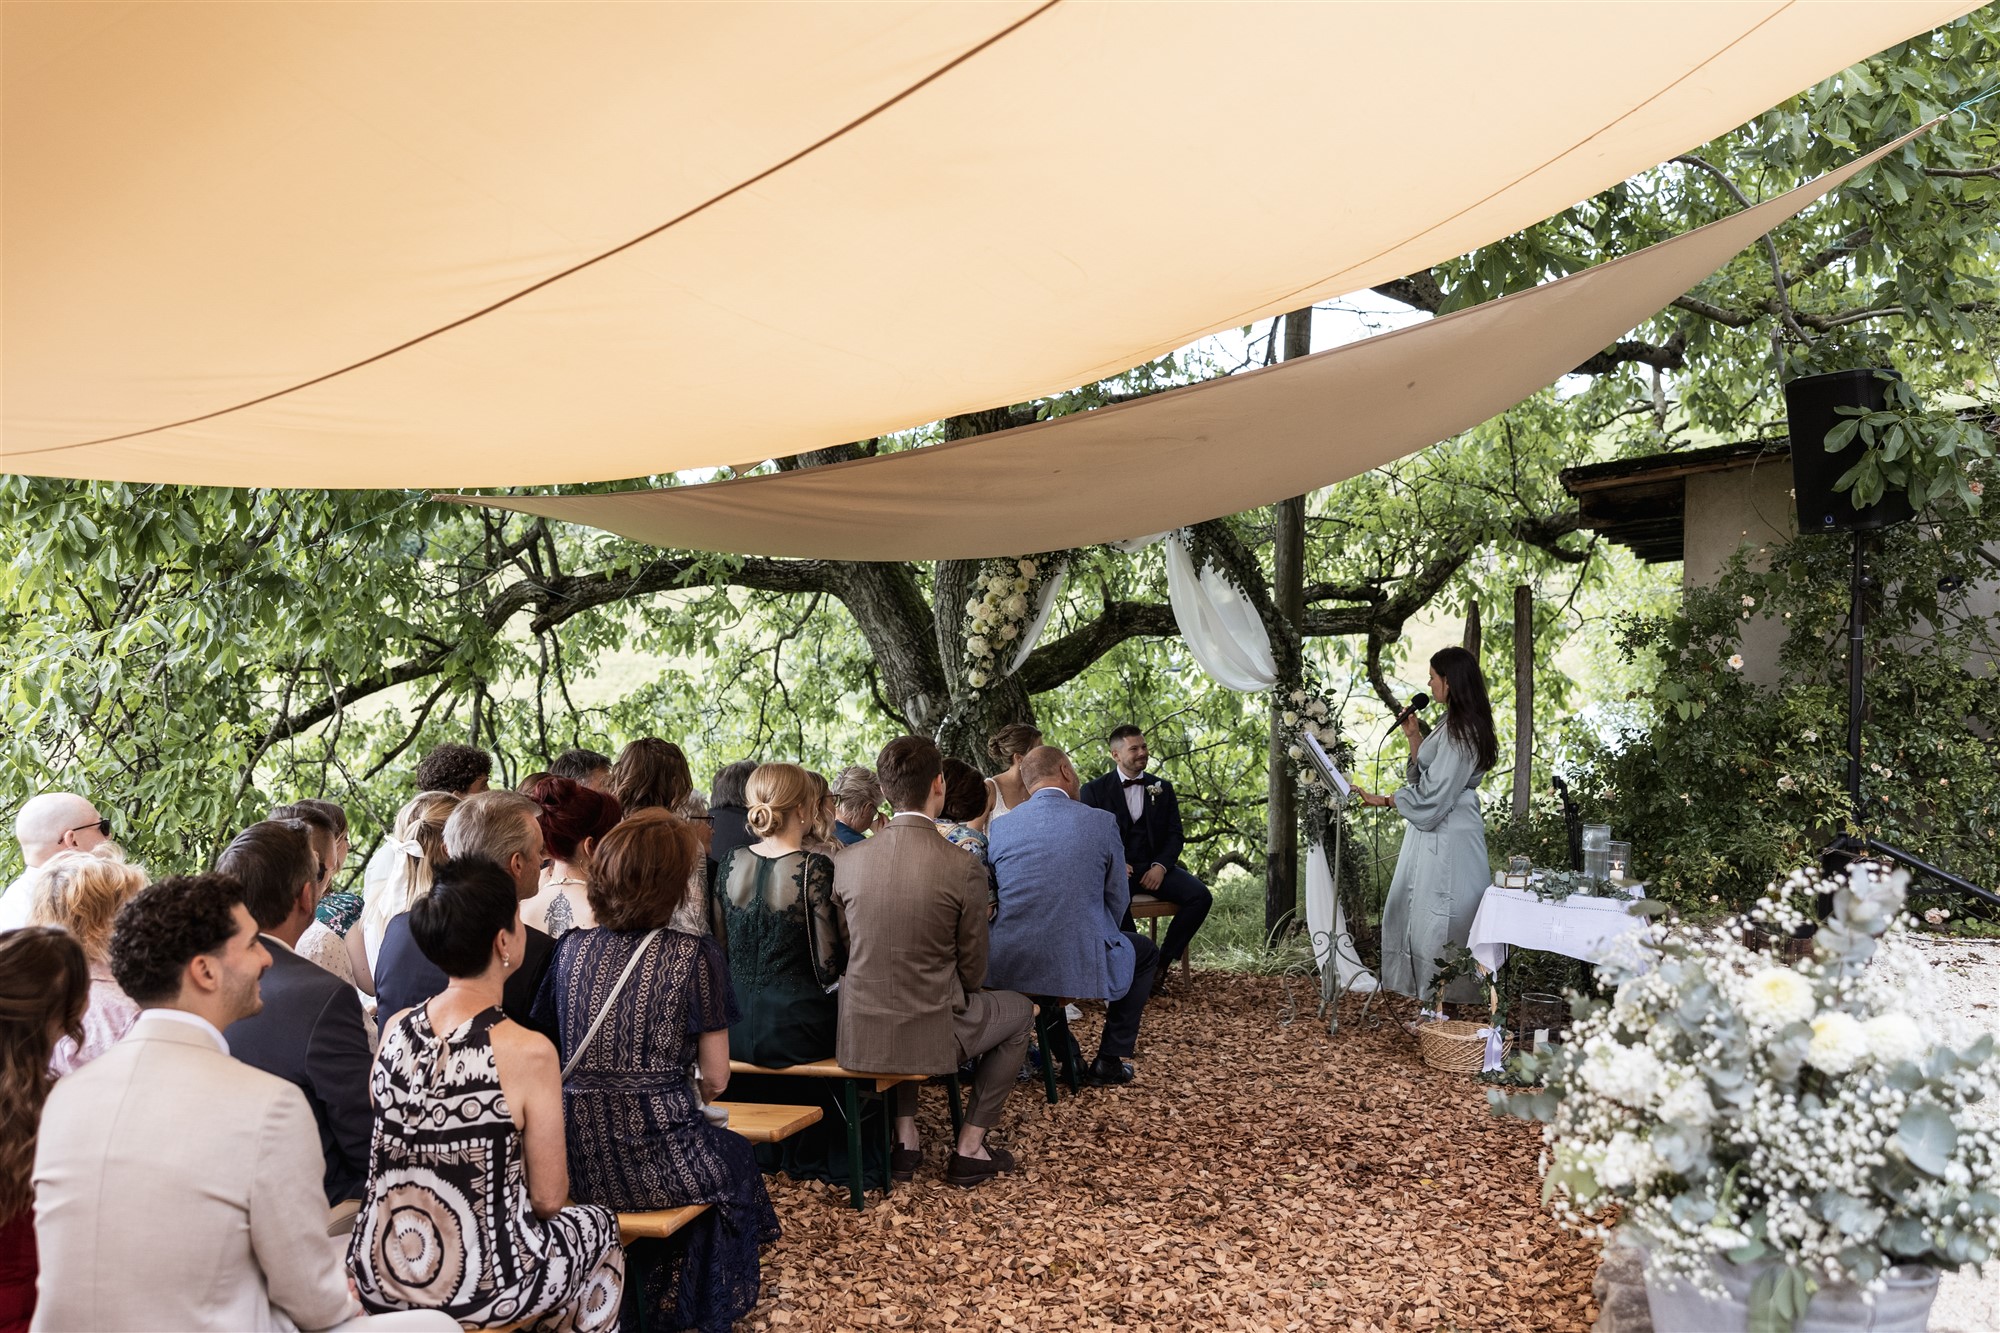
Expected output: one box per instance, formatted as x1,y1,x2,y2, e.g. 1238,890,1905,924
217,820,374,1206
833,737,1033,1188
272,800,361,989
987,746,1160,1085
801,771,841,857
549,747,613,791
1,792,111,930
610,739,715,936
357,745,491,915
374,791,553,1037
0,928,89,1333
352,858,622,1330
984,723,1042,823
350,789,460,989
716,764,845,1065
1079,723,1214,990
34,874,454,1331
535,810,778,1333
27,851,146,1075
705,758,759,888
522,775,623,939
828,766,884,846
935,758,996,858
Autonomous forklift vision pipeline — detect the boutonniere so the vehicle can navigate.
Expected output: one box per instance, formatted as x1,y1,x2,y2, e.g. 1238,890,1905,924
1146,782,1163,799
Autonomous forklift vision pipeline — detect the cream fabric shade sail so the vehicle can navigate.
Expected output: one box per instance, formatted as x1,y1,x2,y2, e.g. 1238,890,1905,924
1,1,1974,487
443,131,1916,560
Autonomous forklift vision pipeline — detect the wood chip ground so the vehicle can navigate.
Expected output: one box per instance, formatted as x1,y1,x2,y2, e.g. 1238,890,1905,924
741,974,1597,1331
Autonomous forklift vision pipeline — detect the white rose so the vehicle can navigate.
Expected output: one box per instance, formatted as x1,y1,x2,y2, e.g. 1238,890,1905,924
1289,690,1307,705
967,669,988,688
1657,1076,1716,1126
1861,1013,1927,1067
966,635,990,657
997,623,1018,641
1018,559,1038,578
1013,577,1030,594
1807,1011,1868,1073
971,617,989,634
1287,746,1303,760
1003,593,1028,618
1728,654,1745,670
1741,595,1756,608
1581,1042,1664,1108
1308,700,1327,718
1299,769,1318,787
1281,710,1299,726
1741,967,1816,1029
965,597,983,616
1803,730,1819,743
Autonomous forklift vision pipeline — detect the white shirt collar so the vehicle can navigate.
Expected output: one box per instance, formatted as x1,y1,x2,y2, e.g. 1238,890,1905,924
1029,786,1070,801
142,1007,231,1056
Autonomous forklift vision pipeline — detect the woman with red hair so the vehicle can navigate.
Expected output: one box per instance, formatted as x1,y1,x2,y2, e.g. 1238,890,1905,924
522,775,623,939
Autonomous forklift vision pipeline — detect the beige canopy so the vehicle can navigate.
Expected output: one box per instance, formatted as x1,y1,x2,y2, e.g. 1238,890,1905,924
1,1,1971,487
442,130,1918,559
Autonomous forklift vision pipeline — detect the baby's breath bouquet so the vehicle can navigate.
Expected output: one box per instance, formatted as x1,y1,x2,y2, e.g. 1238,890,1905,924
1499,863,2000,1332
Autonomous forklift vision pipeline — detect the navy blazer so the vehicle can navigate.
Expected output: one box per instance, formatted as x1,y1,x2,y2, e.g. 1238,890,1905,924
1078,770,1186,875
224,937,375,1204
985,789,1136,1001
373,912,555,1041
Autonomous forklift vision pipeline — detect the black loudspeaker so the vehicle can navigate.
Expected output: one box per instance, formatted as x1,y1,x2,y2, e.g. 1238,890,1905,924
1785,367,1915,533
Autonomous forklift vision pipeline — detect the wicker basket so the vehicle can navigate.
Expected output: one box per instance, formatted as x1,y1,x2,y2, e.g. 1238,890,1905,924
1417,1018,1512,1074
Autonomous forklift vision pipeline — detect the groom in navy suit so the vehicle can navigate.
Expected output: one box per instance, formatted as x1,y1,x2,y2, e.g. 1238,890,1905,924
1079,724,1214,989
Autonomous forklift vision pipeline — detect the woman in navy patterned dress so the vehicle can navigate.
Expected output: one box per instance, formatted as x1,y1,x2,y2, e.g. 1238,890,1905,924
534,809,779,1333
349,858,622,1332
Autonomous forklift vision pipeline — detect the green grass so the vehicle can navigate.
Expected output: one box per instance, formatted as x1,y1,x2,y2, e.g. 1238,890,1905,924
1187,868,1319,975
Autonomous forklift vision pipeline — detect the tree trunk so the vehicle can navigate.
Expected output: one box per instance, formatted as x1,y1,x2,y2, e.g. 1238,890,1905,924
1462,600,1482,657
1265,307,1314,936
1512,583,1533,820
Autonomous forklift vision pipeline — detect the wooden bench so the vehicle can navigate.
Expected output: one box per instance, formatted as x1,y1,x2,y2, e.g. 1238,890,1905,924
728,1058,937,1210
1129,892,1191,974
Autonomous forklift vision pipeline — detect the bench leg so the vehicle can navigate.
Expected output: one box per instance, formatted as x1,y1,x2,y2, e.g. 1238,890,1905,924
879,1084,895,1199
1033,1006,1060,1105
945,1073,964,1138
842,1078,865,1211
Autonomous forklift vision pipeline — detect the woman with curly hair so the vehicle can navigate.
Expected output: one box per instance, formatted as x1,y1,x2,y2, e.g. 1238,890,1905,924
27,851,147,1076
0,927,91,1333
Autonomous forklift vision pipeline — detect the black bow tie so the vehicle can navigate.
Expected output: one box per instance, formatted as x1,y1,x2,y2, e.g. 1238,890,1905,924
1121,776,1149,788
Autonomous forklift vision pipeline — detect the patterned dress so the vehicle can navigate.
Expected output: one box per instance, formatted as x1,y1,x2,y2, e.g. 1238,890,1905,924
535,928,779,1333
348,1006,623,1332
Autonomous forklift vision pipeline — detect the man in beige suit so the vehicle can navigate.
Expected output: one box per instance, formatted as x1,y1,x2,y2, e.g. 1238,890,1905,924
32,873,453,1332
833,735,1033,1189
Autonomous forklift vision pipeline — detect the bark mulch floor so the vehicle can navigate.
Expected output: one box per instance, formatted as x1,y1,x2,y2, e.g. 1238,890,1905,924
742,973,1598,1332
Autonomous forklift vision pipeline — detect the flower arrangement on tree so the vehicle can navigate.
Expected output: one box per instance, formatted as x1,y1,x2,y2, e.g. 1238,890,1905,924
961,553,1068,697
1279,678,1350,845
1499,862,2000,1331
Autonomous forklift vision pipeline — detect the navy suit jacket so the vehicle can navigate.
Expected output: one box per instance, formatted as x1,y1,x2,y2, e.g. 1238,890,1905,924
1078,770,1186,876
374,912,555,1041
224,937,374,1204
985,789,1136,1001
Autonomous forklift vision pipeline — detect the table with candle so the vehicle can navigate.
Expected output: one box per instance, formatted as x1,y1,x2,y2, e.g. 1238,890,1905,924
1465,870,1651,974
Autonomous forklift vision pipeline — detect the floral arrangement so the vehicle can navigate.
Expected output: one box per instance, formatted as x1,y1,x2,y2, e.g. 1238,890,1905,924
960,553,1067,697
1280,680,1348,844
1499,862,2000,1330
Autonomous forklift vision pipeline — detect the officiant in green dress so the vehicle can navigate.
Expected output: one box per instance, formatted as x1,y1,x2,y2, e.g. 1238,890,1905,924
1352,645,1496,1010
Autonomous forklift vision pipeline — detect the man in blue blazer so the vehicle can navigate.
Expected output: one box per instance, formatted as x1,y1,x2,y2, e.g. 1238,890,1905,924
1078,723,1214,988
986,746,1159,1084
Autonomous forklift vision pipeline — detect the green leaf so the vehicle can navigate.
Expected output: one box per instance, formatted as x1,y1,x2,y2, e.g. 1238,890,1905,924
1895,1103,1958,1177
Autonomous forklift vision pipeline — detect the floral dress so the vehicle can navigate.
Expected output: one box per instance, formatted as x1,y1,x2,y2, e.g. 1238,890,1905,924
348,1006,623,1332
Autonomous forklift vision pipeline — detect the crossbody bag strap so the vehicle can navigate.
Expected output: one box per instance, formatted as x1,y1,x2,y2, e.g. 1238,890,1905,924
560,928,662,1080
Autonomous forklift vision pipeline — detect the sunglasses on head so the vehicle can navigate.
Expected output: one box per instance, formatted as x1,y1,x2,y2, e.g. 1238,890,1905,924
69,818,111,838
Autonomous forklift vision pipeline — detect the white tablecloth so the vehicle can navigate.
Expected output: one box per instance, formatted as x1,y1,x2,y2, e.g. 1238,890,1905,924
1466,885,1649,973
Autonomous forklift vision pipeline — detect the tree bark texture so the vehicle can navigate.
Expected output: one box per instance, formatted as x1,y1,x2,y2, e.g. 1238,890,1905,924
1513,583,1533,820
1265,306,1314,935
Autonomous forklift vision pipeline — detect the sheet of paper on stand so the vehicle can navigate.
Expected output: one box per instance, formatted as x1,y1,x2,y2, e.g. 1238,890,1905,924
1466,885,1651,974
1300,733,1350,798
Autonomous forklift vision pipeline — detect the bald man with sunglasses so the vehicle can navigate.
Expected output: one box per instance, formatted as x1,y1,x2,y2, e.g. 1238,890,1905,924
1,791,112,929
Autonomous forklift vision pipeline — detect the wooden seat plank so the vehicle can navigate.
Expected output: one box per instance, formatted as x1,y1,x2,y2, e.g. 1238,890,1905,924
711,1100,823,1144
728,1057,925,1094
616,1203,709,1243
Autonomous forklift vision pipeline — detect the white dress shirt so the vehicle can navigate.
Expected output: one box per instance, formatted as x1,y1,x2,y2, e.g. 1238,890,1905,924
0,867,37,930
1121,772,1148,822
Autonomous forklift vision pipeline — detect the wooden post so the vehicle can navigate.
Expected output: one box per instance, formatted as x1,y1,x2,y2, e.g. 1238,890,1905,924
1265,308,1312,937
1512,583,1533,820
1462,600,1481,657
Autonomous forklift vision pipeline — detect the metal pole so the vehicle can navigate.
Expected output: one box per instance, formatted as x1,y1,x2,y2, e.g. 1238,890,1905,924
1845,532,1866,827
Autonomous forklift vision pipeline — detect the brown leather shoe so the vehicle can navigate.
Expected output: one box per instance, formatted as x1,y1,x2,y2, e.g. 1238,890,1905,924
945,1151,1005,1188
890,1145,924,1183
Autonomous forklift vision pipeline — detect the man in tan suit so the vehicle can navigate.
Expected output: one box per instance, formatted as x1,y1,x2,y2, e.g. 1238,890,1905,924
833,735,1033,1189
32,873,454,1332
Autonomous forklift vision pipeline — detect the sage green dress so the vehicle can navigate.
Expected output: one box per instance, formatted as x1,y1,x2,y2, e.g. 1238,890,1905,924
1379,726,1491,1005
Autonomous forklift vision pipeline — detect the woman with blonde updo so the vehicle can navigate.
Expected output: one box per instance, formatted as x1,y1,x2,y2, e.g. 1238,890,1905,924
713,764,845,1068
28,850,148,1075
985,722,1043,822
348,789,460,993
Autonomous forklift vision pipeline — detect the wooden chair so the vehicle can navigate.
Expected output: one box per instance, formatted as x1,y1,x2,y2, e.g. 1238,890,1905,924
1128,892,1190,973
727,1058,929,1209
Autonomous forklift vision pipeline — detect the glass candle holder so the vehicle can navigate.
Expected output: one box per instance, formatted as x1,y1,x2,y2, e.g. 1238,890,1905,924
1582,824,1612,882
1608,841,1632,883
1503,854,1532,889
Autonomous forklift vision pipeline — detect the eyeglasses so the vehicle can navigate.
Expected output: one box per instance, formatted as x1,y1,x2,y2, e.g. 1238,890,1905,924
69,817,111,838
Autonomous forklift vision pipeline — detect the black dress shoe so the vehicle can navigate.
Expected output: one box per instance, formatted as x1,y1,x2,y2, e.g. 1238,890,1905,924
1084,1054,1136,1086
1151,965,1172,997
890,1145,924,1183
945,1151,1005,1188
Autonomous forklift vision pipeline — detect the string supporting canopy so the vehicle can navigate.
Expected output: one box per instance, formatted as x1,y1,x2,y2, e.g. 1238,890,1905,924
446,128,1924,559
2,2,1974,487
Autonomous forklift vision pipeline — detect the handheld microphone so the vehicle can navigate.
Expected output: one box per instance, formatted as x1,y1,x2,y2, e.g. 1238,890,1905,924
1383,692,1430,736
